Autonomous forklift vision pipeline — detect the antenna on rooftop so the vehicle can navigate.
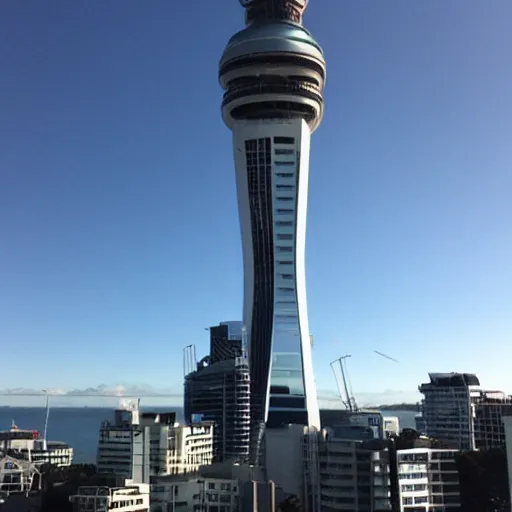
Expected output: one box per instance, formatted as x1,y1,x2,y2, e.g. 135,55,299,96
41,391,51,450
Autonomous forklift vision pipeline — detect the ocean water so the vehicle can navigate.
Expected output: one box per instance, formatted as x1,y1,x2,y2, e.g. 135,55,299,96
0,407,415,463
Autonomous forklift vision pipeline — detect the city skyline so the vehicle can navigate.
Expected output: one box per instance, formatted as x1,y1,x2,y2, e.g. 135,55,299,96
1,1,511,400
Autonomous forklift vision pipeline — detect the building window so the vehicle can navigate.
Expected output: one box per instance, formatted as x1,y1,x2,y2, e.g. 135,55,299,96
280,274,293,279
277,234,293,240
276,172,294,178
276,209,293,214
276,184,294,190
274,136,294,144
275,161,294,166
276,221,293,227
277,246,292,252
275,148,294,155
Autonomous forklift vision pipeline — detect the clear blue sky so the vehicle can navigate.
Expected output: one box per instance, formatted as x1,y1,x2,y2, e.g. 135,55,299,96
1,1,511,406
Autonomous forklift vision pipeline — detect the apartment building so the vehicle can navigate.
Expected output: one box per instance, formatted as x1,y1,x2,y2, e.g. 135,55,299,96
96,408,213,482
319,427,391,512
397,448,461,512
69,479,150,512
184,324,251,464
419,372,512,450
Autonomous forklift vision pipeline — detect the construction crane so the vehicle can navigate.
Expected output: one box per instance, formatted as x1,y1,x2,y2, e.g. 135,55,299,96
330,355,358,412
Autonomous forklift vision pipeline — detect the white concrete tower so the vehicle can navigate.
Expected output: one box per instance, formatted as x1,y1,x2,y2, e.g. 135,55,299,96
219,0,326,457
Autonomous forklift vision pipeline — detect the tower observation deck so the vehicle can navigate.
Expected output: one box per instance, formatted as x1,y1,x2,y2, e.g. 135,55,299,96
219,0,325,464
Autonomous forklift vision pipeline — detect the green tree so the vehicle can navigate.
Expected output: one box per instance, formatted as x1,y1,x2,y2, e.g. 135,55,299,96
456,448,510,512
278,494,301,512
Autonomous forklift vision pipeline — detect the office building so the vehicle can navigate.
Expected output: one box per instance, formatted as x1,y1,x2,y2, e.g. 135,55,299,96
218,0,326,449
96,408,213,482
184,326,251,463
209,321,244,363
69,479,150,512
419,372,512,450
320,409,386,441
397,448,461,511
319,428,391,511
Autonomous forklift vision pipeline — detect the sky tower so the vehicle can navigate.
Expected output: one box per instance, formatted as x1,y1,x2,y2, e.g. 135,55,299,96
219,0,326,452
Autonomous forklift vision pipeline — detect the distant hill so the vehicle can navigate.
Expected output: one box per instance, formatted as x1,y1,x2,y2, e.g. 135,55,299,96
378,403,419,412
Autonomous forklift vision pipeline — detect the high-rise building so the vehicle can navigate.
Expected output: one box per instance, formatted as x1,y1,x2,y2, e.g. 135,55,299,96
219,0,326,444
318,430,392,512
396,448,461,511
209,321,244,363
184,355,251,463
419,372,512,451
184,323,251,463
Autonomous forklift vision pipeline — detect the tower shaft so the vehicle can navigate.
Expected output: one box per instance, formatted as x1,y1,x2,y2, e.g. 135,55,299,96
233,119,320,434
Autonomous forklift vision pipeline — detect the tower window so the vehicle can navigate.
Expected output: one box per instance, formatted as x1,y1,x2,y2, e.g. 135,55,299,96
275,149,294,155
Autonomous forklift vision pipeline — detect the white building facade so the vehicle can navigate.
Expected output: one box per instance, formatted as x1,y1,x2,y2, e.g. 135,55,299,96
97,409,213,482
383,417,400,439
69,479,150,512
397,448,461,512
